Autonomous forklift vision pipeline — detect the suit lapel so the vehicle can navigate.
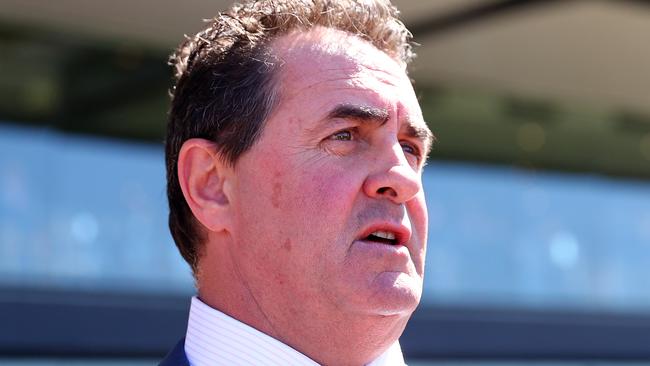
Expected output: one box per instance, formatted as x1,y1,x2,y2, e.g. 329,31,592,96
159,337,190,366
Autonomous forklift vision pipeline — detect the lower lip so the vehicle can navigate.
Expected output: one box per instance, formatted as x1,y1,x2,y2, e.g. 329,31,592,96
353,240,411,259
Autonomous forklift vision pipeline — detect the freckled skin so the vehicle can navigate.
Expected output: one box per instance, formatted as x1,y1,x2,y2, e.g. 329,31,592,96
206,27,429,366
271,182,282,208
282,238,292,252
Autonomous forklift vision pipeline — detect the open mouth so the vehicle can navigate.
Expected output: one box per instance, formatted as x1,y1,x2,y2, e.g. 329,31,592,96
364,230,398,245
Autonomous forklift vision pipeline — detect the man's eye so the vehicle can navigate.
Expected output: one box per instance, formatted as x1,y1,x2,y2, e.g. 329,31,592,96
330,130,353,141
400,142,418,156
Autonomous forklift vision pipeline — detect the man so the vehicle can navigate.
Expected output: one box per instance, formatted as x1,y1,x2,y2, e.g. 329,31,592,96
161,0,434,364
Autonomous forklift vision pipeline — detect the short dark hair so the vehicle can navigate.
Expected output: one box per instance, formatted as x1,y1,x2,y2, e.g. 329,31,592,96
166,0,415,273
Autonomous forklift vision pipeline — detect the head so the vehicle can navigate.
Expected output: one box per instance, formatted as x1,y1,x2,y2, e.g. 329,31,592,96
166,0,415,272
166,0,432,363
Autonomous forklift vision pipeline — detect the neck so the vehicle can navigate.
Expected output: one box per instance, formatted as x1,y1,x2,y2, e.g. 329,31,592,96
196,235,409,365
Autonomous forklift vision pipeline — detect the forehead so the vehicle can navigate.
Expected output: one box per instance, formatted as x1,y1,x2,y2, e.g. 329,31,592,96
270,27,422,120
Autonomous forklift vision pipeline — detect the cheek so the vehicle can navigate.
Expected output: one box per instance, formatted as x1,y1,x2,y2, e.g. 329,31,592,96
236,144,367,247
409,192,428,274
295,163,364,219
272,160,365,262
412,192,428,233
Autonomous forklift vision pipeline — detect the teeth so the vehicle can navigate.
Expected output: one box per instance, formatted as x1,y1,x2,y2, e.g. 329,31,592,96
371,231,396,240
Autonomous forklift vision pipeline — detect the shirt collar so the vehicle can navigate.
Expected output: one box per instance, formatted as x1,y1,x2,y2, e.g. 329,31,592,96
184,296,405,366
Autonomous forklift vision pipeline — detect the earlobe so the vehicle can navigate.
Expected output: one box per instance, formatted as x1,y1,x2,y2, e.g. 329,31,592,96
177,138,233,233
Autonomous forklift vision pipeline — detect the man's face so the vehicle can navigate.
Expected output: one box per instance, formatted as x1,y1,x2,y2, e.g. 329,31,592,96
227,29,431,325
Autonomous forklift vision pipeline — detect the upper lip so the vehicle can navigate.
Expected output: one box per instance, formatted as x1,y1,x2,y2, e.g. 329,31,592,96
357,222,412,246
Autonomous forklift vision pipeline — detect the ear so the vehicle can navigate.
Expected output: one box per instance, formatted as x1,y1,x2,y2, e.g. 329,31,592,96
177,138,234,233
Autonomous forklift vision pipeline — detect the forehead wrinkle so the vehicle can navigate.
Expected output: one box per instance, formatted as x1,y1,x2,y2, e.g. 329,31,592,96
273,32,407,105
284,73,381,102
357,64,403,85
281,48,401,90
316,64,403,92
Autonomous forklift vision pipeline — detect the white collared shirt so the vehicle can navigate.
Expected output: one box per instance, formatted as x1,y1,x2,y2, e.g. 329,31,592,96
184,296,406,366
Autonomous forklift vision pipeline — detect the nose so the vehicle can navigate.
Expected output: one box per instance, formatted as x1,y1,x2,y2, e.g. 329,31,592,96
362,143,421,204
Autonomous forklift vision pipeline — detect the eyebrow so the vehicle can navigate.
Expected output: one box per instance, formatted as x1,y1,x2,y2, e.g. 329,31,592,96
327,104,390,126
405,123,436,157
326,103,436,157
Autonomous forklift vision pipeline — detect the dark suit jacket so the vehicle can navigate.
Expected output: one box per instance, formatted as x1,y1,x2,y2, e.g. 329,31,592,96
159,337,190,366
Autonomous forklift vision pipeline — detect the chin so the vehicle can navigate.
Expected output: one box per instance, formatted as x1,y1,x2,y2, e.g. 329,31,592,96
366,271,422,316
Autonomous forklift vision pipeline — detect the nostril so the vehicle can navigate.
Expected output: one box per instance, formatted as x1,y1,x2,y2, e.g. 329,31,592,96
377,187,397,197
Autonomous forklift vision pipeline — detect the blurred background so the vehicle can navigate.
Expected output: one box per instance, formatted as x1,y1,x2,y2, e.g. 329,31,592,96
1,0,649,364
